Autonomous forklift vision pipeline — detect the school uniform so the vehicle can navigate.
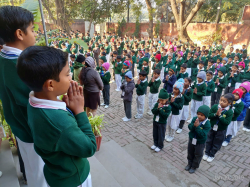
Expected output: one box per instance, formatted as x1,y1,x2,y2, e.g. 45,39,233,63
185,57,193,77
235,70,245,89
166,94,184,139
203,79,215,107
162,74,177,94
176,71,188,80
137,57,143,77
205,105,233,157
135,79,148,118
190,81,207,119
28,92,96,187
148,78,161,111
114,61,123,90
211,75,227,106
152,103,171,149
179,87,193,129
226,52,235,58
224,62,233,72
0,46,47,187
101,71,111,106
188,117,211,169
225,99,244,142
205,65,215,73
163,60,174,78
132,55,137,77
121,80,135,119
191,58,199,74
225,72,238,94
175,57,184,73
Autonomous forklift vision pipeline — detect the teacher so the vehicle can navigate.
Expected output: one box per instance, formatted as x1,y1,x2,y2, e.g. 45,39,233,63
79,56,103,117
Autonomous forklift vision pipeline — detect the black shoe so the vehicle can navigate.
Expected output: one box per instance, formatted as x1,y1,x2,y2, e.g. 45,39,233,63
189,167,196,174
185,165,191,171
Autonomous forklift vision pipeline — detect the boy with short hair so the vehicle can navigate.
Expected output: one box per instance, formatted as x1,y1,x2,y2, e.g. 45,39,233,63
176,63,188,79
163,66,177,94
114,55,123,91
148,69,161,116
17,46,96,187
135,70,148,119
203,71,215,107
0,6,46,186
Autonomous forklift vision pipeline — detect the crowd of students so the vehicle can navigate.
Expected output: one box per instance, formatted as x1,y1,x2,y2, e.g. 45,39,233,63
0,5,250,187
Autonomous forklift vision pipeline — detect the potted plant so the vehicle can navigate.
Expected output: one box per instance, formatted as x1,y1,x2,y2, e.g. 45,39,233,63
88,113,106,151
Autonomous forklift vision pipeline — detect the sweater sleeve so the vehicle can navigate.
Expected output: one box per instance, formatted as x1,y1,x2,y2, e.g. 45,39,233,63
183,89,193,103
158,106,171,119
171,97,184,110
196,84,207,96
207,82,215,93
94,71,104,90
168,75,177,86
218,109,233,127
188,117,196,131
208,105,218,119
152,103,159,115
124,82,135,93
57,112,97,158
195,121,211,139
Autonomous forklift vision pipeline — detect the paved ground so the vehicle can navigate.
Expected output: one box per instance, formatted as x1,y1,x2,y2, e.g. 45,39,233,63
97,78,250,187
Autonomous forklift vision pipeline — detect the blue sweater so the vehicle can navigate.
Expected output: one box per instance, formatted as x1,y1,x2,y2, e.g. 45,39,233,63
162,74,177,93
237,93,250,121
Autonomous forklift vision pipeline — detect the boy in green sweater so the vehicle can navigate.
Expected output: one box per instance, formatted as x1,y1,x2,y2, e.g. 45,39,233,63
224,64,239,94
186,105,211,174
100,62,111,109
148,69,161,116
203,71,215,107
135,70,148,119
176,63,188,80
211,67,227,106
0,6,46,186
115,55,123,91
151,89,171,152
17,46,97,187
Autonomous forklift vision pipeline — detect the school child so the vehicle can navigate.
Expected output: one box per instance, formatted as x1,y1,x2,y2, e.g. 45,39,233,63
203,71,215,107
213,57,223,75
0,6,47,187
175,52,184,73
191,53,199,74
17,46,97,187
225,65,239,94
211,67,227,106
204,94,234,162
135,70,148,119
186,105,211,174
176,77,193,134
210,51,217,63
96,56,106,72
243,62,250,81
185,52,193,77
73,55,85,84
163,54,174,78
233,55,240,65
100,62,111,109
165,79,184,142
163,66,177,94
206,59,215,73
176,63,188,79
227,47,235,58
225,56,234,72
121,71,135,122
141,57,150,77
148,69,161,116
238,82,250,132
242,54,249,64
131,50,136,77
114,55,123,91
120,60,131,82
189,71,207,122
235,62,245,89
223,89,244,146
136,51,144,78
221,57,228,67
151,89,172,152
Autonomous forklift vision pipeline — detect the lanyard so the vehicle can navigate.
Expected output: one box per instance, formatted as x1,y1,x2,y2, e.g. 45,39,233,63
66,107,74,116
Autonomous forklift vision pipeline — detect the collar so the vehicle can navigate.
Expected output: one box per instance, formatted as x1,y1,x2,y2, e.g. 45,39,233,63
1,45,23,58
200,118,208,125
206,79,212,83
219,76,224,79
218,105,230,111
235,99,241,104
155,77,160,81
141,78,147,83
29,91,67,111
171,93,182,98
196,81,204,85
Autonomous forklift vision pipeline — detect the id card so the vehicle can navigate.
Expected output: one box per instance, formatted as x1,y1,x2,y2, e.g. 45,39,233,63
213,125,218,131
122,91,125,96
192,138,197,145
214,87,218,92
155,115,159,122
228,83,231,87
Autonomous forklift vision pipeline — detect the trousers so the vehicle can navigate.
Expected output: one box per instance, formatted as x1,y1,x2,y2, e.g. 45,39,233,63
153,121,167,149
136,94,145,118
148,92,158,111
187,138,205,169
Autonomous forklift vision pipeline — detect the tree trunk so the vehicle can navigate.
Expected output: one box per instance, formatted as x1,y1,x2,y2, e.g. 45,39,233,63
179,27,191,42
145,0,153,38
88,16,94,33
55,0,71,33
127,0,130,23
215,0,222,23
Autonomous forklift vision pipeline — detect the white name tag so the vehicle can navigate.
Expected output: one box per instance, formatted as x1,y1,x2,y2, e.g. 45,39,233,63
155,115,159,122
228,83,231,87
213,125,218,131
122,91,125,96
214,87,218,92
192,138,197,145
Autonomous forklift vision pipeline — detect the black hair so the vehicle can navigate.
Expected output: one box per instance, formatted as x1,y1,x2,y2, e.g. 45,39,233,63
101,52,106,56
113,51,118,55
185,77,192,84
17,46,68,92
70,54,75,58
154,69,161,75
123,50,127,53
139,70,147,77
222,93,234,107
131,50,135,54
206,71,213,76
0,6,34,43
181,63,187,69
126,54,131,59
199,61,205,65
208,59,214,64
228,56,233,59
117,55,122,59
0,37,4,45
242,54,247,59
232,64,239,69
76,55,85,63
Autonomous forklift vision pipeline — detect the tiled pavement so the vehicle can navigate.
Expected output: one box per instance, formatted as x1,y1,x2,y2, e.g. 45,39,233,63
96,78,250,187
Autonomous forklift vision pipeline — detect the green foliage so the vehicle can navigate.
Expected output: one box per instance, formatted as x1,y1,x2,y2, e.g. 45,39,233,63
117,17,126,37
20,0,41,31
133,19,140,38
88,113,107,137
154,20,161,37
197,26,224,45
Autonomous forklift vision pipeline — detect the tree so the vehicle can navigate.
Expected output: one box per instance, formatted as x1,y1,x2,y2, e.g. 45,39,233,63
145,0,154,38
170,0,205,42
81,0,126,33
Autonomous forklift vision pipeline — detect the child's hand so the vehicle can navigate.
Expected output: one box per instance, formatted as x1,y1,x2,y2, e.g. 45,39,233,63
154,63,156,67
122,69,124,73
137,79,141,84
182,89,185,95
158,103,163,108
170,97,175,103
151,77,155,82
67,81,85,115
142,67,144,70
194,118,199,127
165,76,169,81
216,78,219,84
194,87,197,94
216,108,222,116
115,63,118,67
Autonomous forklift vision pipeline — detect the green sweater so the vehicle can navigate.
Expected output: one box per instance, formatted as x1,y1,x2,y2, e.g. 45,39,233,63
183,87,193,105
205,80,215,96
231,99,244,121
135,79,148,95
208,104,233,131
176,72,188,80
148,78,161,94
142,66,149,75
226,72,238,87
191,82,207,101
191,58,199,69
101,71,111,85
188,117,211,144
114,62,123,74
243,70,250,81
152,62,162,71
0,52,33,143
152,103,171,124
213,75,227,94
169,94,184,115
27,106,96,187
